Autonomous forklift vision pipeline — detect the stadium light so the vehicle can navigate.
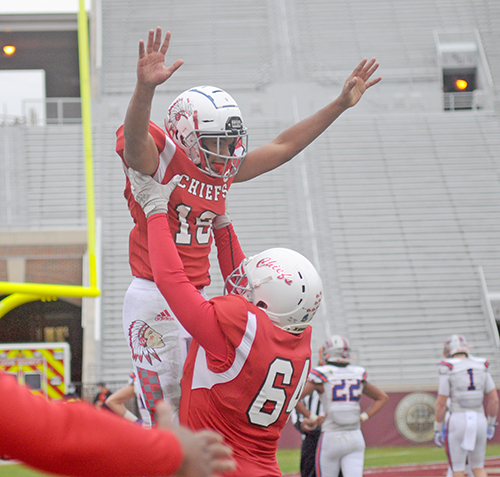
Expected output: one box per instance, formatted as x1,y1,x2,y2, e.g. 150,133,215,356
3,45,16,56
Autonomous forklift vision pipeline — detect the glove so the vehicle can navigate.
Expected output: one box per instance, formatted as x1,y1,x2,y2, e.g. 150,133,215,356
434,421,445,447
128,169,181,218
487,424,496,440
434,431,443,447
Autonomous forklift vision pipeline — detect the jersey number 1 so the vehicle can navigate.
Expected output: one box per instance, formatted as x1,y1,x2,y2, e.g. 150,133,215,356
467,368,476,390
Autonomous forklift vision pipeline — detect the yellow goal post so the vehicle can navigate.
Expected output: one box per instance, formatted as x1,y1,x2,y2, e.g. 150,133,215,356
0,0,100,318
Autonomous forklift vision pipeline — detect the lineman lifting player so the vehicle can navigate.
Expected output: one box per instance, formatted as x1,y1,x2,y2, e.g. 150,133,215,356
116,26,381,422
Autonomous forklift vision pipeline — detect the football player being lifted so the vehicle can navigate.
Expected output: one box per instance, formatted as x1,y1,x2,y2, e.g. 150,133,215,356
298,335,388,477
116,26,381,422
434,334,499,477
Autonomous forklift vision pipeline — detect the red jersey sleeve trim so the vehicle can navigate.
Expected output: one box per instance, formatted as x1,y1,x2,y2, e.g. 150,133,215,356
439,361,454,370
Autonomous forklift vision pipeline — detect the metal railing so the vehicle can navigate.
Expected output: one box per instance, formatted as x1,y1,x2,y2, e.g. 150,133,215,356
20,98,82,126
443,90,489,111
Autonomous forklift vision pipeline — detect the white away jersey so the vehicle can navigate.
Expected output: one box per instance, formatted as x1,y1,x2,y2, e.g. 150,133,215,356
438,356,495,413
308,362,367,432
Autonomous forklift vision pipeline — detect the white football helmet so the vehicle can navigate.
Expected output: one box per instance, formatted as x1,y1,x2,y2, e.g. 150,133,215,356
444,334,470,358
322,335,351,362
224,248,323,334
165,86,248,179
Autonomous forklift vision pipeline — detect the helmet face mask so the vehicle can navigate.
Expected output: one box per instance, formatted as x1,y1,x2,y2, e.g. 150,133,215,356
444,334,470,358
166,86,248,179
224,248,323,334
322,335,351,362
198,132,246,178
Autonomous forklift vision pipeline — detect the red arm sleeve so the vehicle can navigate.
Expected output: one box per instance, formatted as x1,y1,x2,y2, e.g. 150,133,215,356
213,223,246,282
0,371,183,477
147,214,228,360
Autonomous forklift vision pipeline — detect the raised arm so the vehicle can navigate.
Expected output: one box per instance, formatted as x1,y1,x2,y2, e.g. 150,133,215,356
123,27,184,174
234,58,381,183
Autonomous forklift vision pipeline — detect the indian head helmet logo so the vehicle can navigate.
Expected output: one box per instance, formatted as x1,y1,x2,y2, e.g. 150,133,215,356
167,98,194,128
256,257,294,285
128,320,165,365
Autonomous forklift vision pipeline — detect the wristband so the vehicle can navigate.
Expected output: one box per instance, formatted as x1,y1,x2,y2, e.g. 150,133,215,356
123,410,139,422
360,412,369,422
308,413,318,423
434,421,443,432
487,416,498,426
213,212,232,230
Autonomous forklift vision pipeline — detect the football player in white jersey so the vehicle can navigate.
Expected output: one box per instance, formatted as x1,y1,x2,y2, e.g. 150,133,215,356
434,334,499,477
299,336,388,477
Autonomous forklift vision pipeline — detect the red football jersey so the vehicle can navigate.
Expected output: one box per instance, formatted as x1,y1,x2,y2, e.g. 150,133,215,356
179,294,312,477
116,121,234,288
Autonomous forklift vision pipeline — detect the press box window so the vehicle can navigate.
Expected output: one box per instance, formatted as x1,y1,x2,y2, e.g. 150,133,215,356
434,30,493,112
442,68,477,110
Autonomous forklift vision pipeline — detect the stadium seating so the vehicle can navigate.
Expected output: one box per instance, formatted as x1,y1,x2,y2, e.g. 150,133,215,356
1,0,500,389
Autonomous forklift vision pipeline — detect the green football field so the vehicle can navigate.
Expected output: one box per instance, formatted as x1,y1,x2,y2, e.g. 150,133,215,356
276,444,500,474
2,444,500,476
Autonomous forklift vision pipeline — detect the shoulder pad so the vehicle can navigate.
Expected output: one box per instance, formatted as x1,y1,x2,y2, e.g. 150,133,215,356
308,366,329,384
469,355,490,369
438,360,453,374
347,364,367,380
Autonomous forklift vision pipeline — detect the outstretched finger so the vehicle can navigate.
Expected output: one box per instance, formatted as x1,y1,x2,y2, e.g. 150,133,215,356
160,30,172,55
146,29,155,55
153,26,162,52
363,59,380,79
165,59,185,78
351,58,368,77
138,39,146,59
365,76,382,89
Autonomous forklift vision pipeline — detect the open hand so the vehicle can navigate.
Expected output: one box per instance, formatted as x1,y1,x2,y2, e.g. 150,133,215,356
339,58,381,109
137,27,184,88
